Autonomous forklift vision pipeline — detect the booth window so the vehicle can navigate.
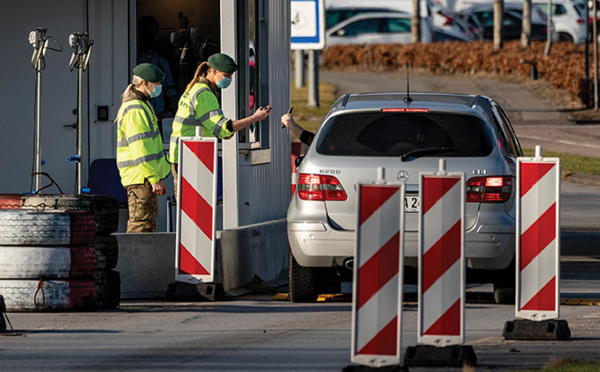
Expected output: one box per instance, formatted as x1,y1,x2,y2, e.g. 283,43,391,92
237,0,269,150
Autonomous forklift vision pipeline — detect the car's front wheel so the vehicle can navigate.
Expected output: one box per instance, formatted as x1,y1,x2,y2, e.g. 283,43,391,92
289,250,317,302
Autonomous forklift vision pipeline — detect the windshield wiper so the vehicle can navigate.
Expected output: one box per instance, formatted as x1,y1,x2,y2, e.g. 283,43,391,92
400,147,459,162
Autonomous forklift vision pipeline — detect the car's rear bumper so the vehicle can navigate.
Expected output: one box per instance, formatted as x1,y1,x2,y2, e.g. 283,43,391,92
288,221,515,271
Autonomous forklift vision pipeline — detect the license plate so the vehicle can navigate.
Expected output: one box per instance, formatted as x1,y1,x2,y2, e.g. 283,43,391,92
404,195,419,212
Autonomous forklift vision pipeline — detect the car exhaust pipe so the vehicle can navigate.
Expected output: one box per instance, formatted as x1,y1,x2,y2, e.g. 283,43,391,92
343,258,354,270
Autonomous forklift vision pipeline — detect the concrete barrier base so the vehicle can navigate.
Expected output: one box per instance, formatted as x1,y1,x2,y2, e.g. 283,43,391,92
114,219,288,299
503,319,571,340
403,345,477,368
342,364,407,371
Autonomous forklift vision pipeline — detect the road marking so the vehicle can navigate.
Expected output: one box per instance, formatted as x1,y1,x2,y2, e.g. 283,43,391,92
519,135,600,150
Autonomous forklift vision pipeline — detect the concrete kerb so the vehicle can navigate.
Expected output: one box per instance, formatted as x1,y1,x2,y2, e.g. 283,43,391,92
564,172,600,187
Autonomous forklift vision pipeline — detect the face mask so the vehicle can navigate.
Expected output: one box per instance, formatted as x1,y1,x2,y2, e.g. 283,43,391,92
216,74,232,89
149,84,162,98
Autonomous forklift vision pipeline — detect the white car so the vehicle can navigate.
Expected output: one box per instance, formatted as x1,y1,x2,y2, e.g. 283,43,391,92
326,0,477,41
326,12,435,46
534,0,587,43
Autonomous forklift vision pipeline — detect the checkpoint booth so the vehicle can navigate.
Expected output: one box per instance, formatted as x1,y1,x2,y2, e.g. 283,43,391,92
112,0,293,297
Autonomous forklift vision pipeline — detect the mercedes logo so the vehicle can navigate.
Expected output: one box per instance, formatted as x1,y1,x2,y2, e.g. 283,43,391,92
397,170,409,182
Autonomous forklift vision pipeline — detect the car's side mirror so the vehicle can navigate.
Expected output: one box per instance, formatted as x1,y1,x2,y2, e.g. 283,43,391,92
295,155,304,168
335,29,346,36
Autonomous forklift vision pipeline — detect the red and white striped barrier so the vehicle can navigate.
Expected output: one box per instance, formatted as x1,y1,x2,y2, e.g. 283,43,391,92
516,147,560,320
175,137,218,283
418,165,465,347
351,181,405,367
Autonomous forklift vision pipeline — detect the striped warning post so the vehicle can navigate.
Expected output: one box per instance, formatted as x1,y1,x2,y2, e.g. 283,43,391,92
351,183,404,367
516,154,560,320
175,137,218,283
418,172,465,347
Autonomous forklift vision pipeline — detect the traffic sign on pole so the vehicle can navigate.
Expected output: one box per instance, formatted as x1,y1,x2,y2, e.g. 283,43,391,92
417,165,465,347
291,0,325,50
175,137,218,284
516,147,560,320
351,181,405,367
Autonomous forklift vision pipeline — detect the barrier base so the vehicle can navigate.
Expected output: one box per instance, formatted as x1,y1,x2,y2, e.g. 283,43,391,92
503,319,571,340
165,282,224,301
342,364,408,371
403,345,477,368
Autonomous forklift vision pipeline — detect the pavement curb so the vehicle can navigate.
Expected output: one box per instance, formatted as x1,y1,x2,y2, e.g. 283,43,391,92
564,172,600,187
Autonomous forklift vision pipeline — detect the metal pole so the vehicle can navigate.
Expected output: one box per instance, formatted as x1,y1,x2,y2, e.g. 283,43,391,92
308,50,319,107
76,64,83,194
586,3,590,99
544,0,552,55
594,0,599,109
34,66,43,192
294,49,305,89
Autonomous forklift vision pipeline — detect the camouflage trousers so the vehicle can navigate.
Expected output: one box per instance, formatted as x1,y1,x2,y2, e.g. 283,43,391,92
171,163,179,199
126,179,158,233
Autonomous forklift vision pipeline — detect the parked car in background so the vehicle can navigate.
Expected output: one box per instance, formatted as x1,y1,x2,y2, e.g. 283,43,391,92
459,2,558,41
325,0,479,42
287,92,523,304
534,0,587,43
326,12,435,46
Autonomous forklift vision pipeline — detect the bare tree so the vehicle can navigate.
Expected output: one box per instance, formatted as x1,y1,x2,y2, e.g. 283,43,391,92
412,0,421,43
521,0,532,48
493,0,504,50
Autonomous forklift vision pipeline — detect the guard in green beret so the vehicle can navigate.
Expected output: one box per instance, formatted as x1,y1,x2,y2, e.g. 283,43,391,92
116,63,170,232
168,53,272,196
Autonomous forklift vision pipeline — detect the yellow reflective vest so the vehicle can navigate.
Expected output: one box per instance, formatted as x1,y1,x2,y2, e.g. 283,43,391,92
169,81,233,163
116,99,170,187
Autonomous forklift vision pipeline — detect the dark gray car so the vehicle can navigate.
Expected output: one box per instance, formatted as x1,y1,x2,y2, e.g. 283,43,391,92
287,92,523,304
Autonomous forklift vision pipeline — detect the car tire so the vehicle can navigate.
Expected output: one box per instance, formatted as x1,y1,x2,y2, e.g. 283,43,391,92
22,194,119,236
493,285,515,305
94,270,121,309
0,245,96,279
93,236,119,271
0,194,23,209
0,210,71,246
558,32,574,43
288,250,317,303
0,279,96,311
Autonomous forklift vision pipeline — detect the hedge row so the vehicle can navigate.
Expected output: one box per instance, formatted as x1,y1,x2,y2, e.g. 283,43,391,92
321,41,592,106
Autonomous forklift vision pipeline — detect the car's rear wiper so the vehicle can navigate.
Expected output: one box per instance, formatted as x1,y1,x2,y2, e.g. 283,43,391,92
400,147,459,161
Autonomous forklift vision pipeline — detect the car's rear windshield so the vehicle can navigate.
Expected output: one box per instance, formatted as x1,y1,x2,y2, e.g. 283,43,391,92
316,112,494,157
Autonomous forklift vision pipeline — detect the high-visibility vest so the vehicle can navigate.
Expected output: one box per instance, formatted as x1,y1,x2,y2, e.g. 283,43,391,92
116,99,170,187
169,82,233,163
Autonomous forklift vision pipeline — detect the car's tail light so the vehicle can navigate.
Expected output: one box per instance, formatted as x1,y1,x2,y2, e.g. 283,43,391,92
381,108,430,113
466,176,513,203
297,174,348,201
438,11,454,26
577,18,585,24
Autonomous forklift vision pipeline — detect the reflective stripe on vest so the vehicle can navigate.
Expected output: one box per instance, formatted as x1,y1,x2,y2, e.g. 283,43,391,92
116,150,166,168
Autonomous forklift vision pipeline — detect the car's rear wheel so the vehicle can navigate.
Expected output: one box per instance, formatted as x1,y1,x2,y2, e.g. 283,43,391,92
558,32,574,43
288,250,317,303
493,283,515,304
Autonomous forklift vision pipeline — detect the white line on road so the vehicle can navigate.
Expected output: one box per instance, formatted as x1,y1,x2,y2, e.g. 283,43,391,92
519,135,600,149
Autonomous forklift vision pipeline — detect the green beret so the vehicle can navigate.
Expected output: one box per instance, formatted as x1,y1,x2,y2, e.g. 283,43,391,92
208,53,238,74
133,63,164,82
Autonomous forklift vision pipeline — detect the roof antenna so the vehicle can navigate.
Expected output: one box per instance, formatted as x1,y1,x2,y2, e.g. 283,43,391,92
404,61,413,103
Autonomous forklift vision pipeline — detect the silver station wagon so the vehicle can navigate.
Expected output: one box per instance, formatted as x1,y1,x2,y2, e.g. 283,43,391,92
287,92,522,303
